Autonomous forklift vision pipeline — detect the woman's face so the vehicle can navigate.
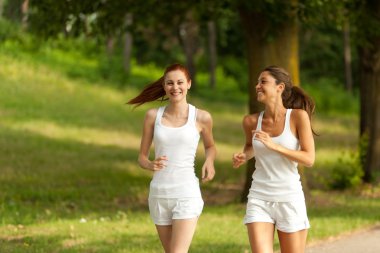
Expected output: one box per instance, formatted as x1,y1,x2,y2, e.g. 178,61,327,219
163,70,191,102
256,71,283,103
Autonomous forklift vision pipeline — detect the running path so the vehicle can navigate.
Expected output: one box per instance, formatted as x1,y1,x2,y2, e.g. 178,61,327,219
306,225,380,253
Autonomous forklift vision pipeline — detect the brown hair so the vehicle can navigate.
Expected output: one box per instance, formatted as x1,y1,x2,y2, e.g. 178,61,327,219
263,65,317,134
127,63,191,107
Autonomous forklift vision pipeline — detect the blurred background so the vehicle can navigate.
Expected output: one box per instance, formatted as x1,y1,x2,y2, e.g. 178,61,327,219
0,0,379,252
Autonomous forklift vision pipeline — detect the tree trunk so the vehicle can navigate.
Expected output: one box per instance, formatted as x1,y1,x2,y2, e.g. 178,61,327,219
359,41,380,182
208,20,217,89
123,13,133,75
358,0,380,183
0,0,4,18
179,11,199,89
344,20,353,93
21,0,29,30
239,0,302,202
106,36,115,57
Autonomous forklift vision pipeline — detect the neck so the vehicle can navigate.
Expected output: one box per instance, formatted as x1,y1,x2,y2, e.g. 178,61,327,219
166,101,189,116
264,103,286,122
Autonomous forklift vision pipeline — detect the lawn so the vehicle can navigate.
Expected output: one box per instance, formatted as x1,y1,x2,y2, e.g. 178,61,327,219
0,42,379,252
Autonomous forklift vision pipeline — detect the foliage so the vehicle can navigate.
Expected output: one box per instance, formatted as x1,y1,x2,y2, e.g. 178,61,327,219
0,17,25,42
330,151,363,190
302,77,359,115
330,119,368,190
2,0,23,22
300,24,358,86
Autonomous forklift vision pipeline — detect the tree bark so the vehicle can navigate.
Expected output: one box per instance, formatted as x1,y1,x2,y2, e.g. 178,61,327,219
358,0,380,183
179,11,199,89
21,0,29,30
239,0,302,202
208,20,217,89
123,13,133,74
0,0,4,18
344,20,353,93
106,36,115,57
359,41,380,182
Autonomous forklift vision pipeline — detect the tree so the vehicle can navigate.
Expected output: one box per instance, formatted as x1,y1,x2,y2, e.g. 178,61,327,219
179,10,200,90
355,0,380,182
343,19,353,93
207,20,217,88
238,0,300,200
21,0,28,29
0,0,5,18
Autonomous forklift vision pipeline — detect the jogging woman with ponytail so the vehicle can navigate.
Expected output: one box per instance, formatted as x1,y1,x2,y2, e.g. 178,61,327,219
128,63,216,253
232,66,315,253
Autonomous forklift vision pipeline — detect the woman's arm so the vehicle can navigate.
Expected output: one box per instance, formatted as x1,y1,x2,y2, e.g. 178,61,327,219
138,109,168,171
253,109,315,167
197,109,216,182
232,114,257,168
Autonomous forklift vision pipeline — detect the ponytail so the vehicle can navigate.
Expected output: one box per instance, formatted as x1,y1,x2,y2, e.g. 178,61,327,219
263,65,317,135
283,86,315,119
127,77,166,107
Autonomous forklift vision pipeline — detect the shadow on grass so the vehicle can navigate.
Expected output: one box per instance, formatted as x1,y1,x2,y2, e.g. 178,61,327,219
0,126,151,223
0,231,161,253
308,193,380,221
0,125,244,224
190,242,247,253
0,231,248,253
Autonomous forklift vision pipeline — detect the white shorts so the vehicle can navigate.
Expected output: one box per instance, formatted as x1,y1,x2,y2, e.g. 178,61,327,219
148,197,204,225
244,198,310,233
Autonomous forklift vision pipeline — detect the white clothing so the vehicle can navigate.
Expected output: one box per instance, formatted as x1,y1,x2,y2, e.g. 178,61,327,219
244,198,310,232
149,104,201,198
148,197,204,225
248,109,304,202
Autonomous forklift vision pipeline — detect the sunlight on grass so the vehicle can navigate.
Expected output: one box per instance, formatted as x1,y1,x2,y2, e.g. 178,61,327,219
315,148,356,163
0,53,126,105
3,119,140,150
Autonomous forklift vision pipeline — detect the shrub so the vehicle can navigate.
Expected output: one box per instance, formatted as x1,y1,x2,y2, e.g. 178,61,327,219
330,151,363,190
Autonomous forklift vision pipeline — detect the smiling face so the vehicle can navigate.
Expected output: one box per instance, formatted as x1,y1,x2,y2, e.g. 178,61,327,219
163,70,191,103
256,71,284,103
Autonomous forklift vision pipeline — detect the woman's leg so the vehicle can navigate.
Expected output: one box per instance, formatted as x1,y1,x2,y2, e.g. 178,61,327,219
156,225,172,253
170,217,198,253
277,229,308,253
246,222,275,253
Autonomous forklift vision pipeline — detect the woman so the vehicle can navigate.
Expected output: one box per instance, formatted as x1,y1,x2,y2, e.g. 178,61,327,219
232,66,315,253
128,63,216,253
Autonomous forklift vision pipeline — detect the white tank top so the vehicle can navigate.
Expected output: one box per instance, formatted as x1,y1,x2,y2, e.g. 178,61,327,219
149,104,202,198
248,109,304,202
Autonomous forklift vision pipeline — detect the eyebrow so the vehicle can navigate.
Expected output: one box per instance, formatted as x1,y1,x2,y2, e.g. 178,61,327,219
166,79,185,82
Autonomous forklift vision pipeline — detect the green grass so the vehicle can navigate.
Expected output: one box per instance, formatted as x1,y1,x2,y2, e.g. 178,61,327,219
0,35,378,252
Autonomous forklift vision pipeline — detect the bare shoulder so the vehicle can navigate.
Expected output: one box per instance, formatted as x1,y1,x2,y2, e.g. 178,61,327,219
144,108,159,124
290,109,309,122
243,113,259,129
146,108,158,118
196,109,212,124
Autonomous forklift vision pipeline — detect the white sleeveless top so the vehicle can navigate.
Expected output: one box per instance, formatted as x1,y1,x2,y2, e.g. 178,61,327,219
248,109,304,202
149,104,202,198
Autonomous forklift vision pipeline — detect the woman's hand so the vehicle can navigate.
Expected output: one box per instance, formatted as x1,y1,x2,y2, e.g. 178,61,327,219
232,152,247,168
149,156,168,171
252,130,278,151
201,159,215,182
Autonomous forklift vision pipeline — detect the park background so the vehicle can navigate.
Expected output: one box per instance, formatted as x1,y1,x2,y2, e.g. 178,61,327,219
0,0,379,252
